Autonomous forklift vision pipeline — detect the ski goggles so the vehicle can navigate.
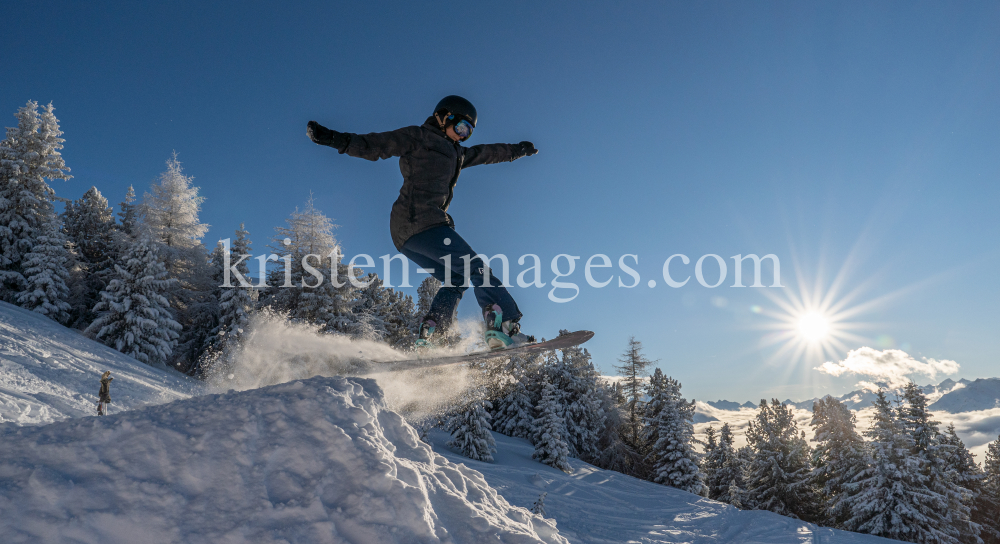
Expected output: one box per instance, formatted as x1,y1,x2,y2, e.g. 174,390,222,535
448,115,474,141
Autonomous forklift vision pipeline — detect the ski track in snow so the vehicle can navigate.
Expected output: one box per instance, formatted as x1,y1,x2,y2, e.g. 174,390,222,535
429,430,893,544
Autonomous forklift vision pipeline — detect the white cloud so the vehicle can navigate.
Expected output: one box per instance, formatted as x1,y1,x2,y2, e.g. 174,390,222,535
815,346,959,390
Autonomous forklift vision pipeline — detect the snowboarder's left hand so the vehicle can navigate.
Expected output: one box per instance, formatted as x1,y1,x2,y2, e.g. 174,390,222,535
514,141,538,158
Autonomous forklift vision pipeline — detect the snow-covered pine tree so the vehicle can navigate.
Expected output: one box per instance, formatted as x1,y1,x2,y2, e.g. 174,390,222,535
613,336,655,451
496,376,535,439
643,369,706,495
940,424,987,544
447,397,497,462
532,378,572,473
141,153,216,371
898,382,976,543
744,399,820,521
810,395,868,527
979,435,1000,544
264,196,356,333
531,492,547,517
705,423,743,503
844,389,933,541
546,335,606,462
85,237,181,367
0,101,71,301
703,426,719,478
209,224,255,356
117,185,139,242
62,186,116,328
15,214,72,323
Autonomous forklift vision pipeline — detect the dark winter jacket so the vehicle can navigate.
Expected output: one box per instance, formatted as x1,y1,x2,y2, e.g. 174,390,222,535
340,118,529,250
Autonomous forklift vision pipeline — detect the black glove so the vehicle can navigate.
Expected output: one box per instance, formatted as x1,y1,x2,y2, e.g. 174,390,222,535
307,121,351,153
514,141,538,158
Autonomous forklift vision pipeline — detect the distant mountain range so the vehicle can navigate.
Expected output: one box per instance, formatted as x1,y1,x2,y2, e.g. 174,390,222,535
705,377,1000,414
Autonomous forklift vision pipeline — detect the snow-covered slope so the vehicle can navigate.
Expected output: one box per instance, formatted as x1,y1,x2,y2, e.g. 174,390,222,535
0,376,564,544
929,378,1000,412
429,430,891,544
0,301,200,424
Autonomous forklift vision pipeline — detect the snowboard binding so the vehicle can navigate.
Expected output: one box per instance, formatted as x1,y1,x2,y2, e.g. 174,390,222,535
483,304,535,350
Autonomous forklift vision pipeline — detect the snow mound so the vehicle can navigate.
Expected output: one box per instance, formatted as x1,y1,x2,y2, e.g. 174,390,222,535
0,375,565,544
0,301,199,425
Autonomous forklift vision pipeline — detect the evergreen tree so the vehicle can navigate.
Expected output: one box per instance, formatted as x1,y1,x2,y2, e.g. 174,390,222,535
898,382,976,543
62,186,116,328
264,196,356,333
810,396,867,527
447,397,497,462
613,336,654,451
940,424,987,544
211,224,255,353
530,493,547,517
117,185,139,243
546,336,606,462
532,378,572,473
705,423,744,503
15,214,72,323
0,101,71,300
744,399,820,521
85,238,181,367
844,389,942,542
141,153,215,371
643,369,706,495
979,435,1000,544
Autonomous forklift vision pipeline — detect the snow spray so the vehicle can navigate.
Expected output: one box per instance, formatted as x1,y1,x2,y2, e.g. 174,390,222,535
205,311,489,421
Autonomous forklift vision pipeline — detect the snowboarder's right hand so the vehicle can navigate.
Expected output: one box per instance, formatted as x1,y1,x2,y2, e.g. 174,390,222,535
307,121,351,152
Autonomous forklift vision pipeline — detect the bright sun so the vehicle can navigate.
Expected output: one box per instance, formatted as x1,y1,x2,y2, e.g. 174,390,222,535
797,312,830,342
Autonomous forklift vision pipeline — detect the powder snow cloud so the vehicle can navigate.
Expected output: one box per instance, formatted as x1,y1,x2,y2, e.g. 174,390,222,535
815,347,959,390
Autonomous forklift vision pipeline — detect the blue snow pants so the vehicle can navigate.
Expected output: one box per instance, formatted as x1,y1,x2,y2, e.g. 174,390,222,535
400,225,521,332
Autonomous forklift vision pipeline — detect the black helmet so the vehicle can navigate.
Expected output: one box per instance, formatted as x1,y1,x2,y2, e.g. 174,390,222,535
434,95,477,127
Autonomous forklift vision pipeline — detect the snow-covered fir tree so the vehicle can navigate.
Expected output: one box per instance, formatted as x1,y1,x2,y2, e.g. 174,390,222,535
531,492,547,517
979,435,1000,544
15,214,72,323
844,389,938,542
496,374,535,439
810,395,868,527
613,336,654,451
141,153,216,371
704,423,744,503
210,224,255,354
642,369,706,495
897,382,976,543
0,101,71,301
532,378,572,473
744,399,820,521
62,186,116,328
85,237,181,367
116,185,139,243
264,196,357,333
940,424,987,544
447,396,497,462
545,336,606,462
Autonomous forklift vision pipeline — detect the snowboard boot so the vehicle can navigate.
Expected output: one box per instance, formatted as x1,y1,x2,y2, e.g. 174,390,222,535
415,319,440,349
483,304,535,350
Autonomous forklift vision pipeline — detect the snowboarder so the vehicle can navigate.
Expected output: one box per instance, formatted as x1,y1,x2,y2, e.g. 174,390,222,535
97,370,113,416
307,95,538,349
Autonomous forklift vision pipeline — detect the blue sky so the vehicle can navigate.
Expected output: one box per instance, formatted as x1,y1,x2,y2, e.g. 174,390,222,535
4,1,998,402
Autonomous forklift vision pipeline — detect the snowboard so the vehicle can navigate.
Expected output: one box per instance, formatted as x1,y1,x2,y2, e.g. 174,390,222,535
370,330,594,371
